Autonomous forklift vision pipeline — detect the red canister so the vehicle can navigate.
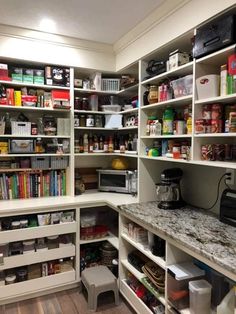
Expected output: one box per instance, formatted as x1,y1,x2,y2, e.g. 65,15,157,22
202,104,212,119
211,119,223,133
195,119,205,133
211,104,223,119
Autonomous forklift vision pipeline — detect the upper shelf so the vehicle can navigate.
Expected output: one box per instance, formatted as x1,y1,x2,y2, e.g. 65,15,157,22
74,108,138,115
196,44,236,66
195,93,236,105
141,95,192,110
0,80,70,90
141,62,193,86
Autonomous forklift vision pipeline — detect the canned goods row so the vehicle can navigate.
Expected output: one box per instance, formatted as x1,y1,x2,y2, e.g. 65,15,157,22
195,119,223,133
201,144,236,161
202,104,223,120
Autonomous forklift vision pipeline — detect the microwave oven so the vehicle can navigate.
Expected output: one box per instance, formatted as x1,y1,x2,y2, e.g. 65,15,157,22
97,169,137,194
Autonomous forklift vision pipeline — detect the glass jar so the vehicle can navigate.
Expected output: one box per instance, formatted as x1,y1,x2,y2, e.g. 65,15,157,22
74,114,80,127
94,115,103,127
79,115,86,127
74,97,82,110
5,274,16,285
47,235,59,249
148,85,158,104
75,140,80,153
82,98,89,110
86,115,94,127
35,138,44,153
31,122,38,135
37,118,44,135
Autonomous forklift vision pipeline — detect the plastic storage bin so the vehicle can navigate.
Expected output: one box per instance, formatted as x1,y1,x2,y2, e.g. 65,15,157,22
11,121,31,135
10,140,34,153
50,156,69,169
189,279,212,314
101,105,121,112
31,156,50,169
196,74,220,99
101,78,120,91
171,74,193,98
167,262,205,310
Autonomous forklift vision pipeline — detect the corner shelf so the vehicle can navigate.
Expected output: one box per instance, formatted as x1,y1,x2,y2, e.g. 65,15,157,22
80,231,119,250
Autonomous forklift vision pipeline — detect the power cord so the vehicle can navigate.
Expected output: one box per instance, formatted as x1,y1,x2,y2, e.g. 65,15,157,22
187,173,229,210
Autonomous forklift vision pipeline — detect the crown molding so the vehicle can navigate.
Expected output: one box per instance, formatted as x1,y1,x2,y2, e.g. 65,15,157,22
113,0,191,54
0,24,114,54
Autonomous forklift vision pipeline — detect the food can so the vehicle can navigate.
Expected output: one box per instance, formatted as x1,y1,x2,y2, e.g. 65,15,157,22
175,120,185,134
211,104,223,119
195,119,205,133
201,144,214,161
211,119,223,133
213,144,225,161
204,119,212,133
202,104,212,119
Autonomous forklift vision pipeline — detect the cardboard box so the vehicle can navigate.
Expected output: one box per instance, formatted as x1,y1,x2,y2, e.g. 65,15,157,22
23,68,34,83
6,88,14,105
0,63,8,78
14,91,22,106
33,69,44,85
11,67,23,82
45,66,70,86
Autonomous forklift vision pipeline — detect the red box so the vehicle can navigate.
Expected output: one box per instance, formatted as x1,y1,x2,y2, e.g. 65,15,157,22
51,90,70,101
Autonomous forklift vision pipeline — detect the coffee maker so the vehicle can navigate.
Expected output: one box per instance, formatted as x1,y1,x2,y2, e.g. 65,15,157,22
156,168,185,210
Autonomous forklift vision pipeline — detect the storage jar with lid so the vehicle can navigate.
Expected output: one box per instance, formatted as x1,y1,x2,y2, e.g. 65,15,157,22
47,235,59,249
23,240,35,253
189,279,212,314
11,221,21,230
148,85,158,104
82,98,89,110
94,115,103,127
86,115,94,127
20,219,28,228
79,115,86,127
16,268,28,282
5,274,16,285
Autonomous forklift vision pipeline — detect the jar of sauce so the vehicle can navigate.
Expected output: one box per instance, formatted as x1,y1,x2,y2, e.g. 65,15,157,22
31,123,38,135
82,98,89,110
79,115,86,127
148,85,158,104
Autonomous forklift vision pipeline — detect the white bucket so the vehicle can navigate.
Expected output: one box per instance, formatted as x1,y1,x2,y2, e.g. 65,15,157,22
196,74,220,99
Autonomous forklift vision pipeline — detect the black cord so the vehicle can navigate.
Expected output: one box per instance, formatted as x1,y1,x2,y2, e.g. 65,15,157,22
204,173,227,210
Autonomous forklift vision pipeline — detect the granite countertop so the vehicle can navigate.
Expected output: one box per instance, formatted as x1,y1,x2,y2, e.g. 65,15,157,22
118,201,236,277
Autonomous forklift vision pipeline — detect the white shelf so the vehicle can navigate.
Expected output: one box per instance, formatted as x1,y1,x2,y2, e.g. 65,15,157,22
0,80,70,90
191,160,236,169
121,259,165,306
0,105,70,112
74,87,118,94
120,279,153,314
142,62,193,85
117,83,139,95
194,132,236,138
0,153,70,157
141,135,191,139
0,270,76,300
0,245,76,271
75,151,137,157
0,221,77,243
0,135,70,138
195,93,236,105
140,156,190,164
80,231,119,250
74,126,138,131
141,95,192,110
121,233,166,270
74,108,138,115
196,44,236,65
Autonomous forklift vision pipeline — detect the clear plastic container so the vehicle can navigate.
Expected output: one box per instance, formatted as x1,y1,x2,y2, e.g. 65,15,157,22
189,279,212,314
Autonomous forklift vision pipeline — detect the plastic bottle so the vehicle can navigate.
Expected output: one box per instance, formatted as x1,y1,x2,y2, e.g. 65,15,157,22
162,108,174,135
220,64,228,96
132,134,138,152
108,135,114,153
217,286,235,314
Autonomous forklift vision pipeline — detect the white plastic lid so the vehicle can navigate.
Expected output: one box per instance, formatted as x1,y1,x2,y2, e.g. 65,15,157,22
189,279,212,294
168,262,205,280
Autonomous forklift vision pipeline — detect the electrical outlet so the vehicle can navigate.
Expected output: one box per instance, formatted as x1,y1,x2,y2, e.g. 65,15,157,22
225,169,235,185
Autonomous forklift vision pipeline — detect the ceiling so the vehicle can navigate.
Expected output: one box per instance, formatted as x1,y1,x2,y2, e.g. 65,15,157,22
0,0,165,44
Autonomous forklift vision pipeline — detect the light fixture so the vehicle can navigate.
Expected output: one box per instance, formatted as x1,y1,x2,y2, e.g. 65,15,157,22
39,18,56,33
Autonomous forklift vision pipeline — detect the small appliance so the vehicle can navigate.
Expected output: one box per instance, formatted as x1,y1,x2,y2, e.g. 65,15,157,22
220,188,236,227
156,168,185,210
97,169,137,195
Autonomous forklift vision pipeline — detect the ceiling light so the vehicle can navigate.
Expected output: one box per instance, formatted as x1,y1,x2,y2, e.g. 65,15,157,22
39,18,56,33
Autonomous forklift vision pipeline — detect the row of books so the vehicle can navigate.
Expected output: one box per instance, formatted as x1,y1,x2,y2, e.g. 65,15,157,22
0,170,66,200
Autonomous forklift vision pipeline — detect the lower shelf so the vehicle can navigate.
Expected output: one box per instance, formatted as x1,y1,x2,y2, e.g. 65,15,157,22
0,270,76,299
80,232,119,250
120,279,153,314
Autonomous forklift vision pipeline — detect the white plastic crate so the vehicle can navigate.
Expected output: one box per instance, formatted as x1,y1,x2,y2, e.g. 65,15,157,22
101,78,120,91
31,156,50,169
11,121,31,136
51,156,69,169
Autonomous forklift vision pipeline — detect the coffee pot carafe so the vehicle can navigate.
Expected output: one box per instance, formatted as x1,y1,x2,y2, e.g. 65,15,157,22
156,168,185,209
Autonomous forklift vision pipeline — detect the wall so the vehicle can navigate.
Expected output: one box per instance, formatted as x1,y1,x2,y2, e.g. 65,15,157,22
0,25,115,72
115,0,236,70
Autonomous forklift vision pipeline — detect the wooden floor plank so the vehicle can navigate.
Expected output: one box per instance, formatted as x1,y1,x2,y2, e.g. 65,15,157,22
56,290,78,314
17,298,41,314
38,294,62,314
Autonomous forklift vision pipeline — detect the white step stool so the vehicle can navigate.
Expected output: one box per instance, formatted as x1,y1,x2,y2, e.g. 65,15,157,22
81,265,119,311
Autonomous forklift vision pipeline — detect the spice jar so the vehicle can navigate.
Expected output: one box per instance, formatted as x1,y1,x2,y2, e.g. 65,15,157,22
94,115,103,127
79,115,86,127
148,85,158,104
5,274,16,285
86,115,94,127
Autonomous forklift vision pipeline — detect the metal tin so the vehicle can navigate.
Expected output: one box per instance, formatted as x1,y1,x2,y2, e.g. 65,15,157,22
195,119,205,134
211,119,223,133
213,144,225,161
211,104,223,120
202,104,212,119
201,144,214,161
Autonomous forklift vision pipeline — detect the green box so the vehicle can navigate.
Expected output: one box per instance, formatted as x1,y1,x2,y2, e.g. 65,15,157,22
11,67,23,82
33,69,44,85
23,69,34,83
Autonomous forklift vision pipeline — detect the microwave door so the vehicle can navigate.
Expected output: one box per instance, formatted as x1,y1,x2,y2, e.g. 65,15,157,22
99,172,128,193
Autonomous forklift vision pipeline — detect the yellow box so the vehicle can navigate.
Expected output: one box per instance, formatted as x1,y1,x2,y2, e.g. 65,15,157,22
0,142,8,154
14,91,22,106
